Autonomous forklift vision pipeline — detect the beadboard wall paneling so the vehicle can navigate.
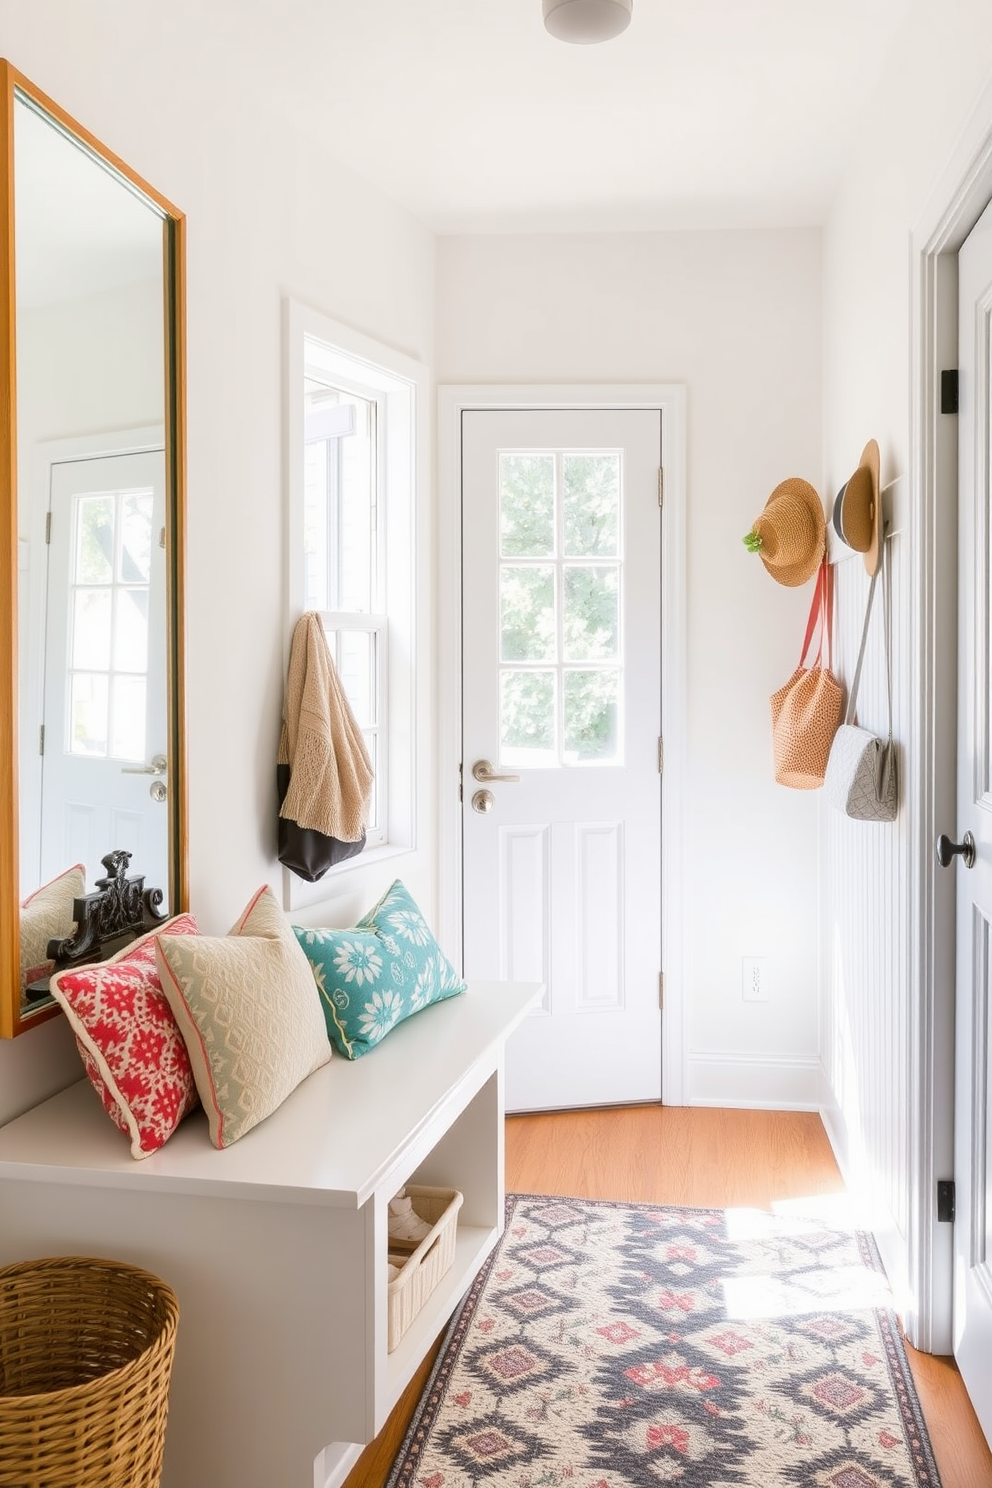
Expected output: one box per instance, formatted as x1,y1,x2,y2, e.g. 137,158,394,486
821,477,912,1304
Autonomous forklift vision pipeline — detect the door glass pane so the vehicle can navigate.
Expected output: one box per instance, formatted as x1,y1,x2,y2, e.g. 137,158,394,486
564,669,620,763
564,566,619,661
500,669,557,763
120,490,153,583
563,453,619,557
67,488,151,759
69,672,109,755
114,588,149,672
75,494,114,583
500,566,556,661
71,589,112,669
500,454,555,557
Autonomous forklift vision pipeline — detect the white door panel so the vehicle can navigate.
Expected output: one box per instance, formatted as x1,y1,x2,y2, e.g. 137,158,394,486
953,192,992,1440
461,408,662,1111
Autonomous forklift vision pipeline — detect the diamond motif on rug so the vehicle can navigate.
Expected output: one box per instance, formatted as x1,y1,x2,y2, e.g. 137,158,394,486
386,1195,943,1488
434,1412,548,1475
466,1336,563,1393
502,1283,565,1320
802,1370,877,1417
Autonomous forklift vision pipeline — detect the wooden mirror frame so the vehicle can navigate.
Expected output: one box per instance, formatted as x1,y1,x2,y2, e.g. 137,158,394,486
0,61,188,1037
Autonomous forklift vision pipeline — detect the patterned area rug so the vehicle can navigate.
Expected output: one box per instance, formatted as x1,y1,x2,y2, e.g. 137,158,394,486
387,1194,941,1488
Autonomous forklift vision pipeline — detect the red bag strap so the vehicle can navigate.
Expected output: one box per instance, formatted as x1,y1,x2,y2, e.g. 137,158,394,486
798,556,832,670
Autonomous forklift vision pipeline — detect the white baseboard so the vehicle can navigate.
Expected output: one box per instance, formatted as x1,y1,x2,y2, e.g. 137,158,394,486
314,1442,363,1488
685,1050,820,1109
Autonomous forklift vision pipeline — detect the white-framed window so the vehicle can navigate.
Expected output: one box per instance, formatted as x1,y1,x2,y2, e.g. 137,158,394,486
284,300,423,904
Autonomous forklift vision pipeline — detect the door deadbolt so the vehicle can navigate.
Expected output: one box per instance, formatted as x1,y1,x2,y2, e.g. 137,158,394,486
471,789,495,814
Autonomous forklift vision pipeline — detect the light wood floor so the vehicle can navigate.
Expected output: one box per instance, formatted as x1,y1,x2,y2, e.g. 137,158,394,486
345,1106,992,1488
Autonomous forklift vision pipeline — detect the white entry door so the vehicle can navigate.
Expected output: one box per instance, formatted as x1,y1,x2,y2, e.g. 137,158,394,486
40,449,169,892
952,195,992,1441
461,408,663,1111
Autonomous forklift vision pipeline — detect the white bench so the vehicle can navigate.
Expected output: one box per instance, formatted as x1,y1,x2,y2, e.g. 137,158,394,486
0,980,542,1488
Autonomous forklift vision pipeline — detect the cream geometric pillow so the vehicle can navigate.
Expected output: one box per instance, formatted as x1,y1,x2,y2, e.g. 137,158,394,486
155,885,331,1148
19,863,85,993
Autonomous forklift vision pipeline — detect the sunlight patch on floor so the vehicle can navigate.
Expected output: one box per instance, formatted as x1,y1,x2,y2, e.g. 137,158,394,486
717,1202,893,1321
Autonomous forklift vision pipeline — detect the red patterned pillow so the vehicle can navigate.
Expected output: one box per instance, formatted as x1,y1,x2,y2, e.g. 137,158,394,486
49,915,201,1159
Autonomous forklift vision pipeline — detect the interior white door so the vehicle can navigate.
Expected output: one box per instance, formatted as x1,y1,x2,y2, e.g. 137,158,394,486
461,407,662,1111
40,449,169,893
952,194,992,1442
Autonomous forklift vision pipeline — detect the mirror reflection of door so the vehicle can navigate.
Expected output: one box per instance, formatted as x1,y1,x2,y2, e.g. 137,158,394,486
38,449,168,900
14,88,169,908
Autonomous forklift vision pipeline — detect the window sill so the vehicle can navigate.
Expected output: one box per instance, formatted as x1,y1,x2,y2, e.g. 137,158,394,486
281,840,414,914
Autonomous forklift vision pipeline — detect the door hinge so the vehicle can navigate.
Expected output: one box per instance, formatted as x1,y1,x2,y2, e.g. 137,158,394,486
658,737,664,773
657,468,664,507
39,723,45,756
45,510,52,544
658,972,665,1009
458,762,463,803
940,370,959,415
936,1179,955,1223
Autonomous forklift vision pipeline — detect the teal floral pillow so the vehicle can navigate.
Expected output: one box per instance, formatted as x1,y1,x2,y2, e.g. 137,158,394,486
293,880,466,1058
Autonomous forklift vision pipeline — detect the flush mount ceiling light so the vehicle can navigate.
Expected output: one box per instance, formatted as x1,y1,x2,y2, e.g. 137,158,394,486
543,0,632,43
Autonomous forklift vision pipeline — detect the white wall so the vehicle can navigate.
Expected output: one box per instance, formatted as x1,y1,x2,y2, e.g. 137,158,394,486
0,1,436,1123
820,0,992,1348
436,228,824,1106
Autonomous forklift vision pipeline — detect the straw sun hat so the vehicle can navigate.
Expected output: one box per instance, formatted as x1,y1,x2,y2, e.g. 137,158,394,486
831,439,881,576
743,477,825,587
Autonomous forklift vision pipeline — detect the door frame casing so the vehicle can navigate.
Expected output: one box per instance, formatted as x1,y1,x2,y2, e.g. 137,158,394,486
908,82,992,1353
437,384,688,1105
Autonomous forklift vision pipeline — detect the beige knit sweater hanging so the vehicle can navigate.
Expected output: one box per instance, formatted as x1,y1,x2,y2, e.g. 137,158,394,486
277,612,374,843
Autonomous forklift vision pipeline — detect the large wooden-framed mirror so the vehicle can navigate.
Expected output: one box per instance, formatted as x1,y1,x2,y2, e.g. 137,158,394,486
0,62,187,1037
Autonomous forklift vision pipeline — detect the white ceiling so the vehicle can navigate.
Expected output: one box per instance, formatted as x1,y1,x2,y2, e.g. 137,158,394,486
203,0,914,234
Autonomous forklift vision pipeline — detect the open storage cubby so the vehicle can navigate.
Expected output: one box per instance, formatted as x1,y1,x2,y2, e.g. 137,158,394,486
0,980,542,1488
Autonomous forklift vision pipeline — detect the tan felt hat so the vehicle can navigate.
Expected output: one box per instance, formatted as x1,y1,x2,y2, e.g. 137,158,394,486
831,439,881,576
743,477,825,587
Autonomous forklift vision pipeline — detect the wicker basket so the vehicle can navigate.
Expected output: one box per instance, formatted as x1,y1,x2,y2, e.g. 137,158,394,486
387,1186,462,1352
0,1255,180,1488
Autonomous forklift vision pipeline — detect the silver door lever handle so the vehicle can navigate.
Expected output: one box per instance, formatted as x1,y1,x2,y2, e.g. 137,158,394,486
472,758,520,784
122,753,168,776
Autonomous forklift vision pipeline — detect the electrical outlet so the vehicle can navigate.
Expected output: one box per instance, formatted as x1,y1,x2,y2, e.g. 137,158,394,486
742,956,769,1003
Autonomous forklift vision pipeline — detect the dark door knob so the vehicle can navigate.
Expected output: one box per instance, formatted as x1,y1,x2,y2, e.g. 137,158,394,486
935,831,976,869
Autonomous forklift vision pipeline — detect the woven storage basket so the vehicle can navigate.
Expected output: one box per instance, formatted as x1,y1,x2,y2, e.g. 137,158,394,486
387,1186,462,1352
0,1255,179,1488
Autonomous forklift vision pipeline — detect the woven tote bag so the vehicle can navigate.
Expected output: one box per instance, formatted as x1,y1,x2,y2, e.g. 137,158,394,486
770,557,845,789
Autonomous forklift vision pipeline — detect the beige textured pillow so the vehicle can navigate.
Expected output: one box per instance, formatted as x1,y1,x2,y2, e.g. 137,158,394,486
19,863,86,993
155,885,331,1148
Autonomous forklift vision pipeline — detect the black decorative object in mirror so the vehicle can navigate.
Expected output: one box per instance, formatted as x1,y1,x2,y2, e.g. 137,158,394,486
24,849,167,1002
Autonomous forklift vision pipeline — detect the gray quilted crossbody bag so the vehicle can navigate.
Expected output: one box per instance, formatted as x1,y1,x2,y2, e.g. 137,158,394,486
823,545,897,822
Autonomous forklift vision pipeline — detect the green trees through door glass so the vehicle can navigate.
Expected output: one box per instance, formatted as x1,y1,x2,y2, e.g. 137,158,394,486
498,450,622,766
